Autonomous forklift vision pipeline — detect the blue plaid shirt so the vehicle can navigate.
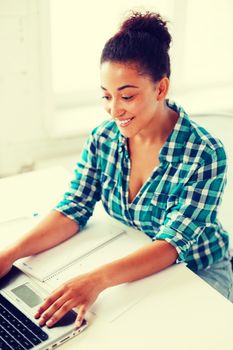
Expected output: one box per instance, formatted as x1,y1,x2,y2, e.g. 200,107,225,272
56,99,229,271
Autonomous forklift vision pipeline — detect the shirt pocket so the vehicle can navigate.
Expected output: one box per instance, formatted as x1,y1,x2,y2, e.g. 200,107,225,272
151,192,178,227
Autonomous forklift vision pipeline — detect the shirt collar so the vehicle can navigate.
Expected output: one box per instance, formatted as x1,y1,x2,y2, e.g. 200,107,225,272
159,99,191,164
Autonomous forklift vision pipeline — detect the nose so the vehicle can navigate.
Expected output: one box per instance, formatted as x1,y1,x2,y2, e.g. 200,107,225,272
107,99,125,119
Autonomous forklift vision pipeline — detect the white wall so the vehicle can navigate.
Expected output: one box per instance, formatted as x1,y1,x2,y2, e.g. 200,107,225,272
0,0,42,175
0,0,85,176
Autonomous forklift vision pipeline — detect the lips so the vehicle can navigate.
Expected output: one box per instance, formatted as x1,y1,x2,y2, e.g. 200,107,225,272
116,117,134,128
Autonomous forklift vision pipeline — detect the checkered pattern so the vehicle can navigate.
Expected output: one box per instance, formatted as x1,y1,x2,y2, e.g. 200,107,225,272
56,99,229,271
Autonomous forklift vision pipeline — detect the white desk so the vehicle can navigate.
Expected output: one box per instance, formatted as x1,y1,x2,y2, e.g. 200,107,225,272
1,167,233,350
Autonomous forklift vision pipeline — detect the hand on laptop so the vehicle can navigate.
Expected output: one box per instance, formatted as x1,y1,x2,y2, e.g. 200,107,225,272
34,270,105,327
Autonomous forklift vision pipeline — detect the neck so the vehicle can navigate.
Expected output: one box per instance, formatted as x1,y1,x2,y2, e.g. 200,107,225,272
131,103,178,147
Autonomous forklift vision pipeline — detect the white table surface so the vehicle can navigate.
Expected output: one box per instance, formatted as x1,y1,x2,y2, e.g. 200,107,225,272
1,167,233,350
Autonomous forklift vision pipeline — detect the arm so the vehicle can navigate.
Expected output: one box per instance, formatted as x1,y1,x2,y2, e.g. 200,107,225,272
8,210,79,260
154,145,228,264
0,210,79,278
97,239,178,287
35,240,177,328
1,127,102,277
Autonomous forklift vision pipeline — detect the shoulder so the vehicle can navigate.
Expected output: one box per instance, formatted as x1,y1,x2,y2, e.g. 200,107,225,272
189,117,224,152
168,100,227,166
188,118,227,166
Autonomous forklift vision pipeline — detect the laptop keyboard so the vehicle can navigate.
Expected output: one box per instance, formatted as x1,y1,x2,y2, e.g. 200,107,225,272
0,293,48,350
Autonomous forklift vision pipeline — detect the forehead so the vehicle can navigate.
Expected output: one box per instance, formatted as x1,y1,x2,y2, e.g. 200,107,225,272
100,61,152,89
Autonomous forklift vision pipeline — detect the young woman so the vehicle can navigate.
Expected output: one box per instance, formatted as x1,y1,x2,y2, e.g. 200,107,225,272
0,11,232,328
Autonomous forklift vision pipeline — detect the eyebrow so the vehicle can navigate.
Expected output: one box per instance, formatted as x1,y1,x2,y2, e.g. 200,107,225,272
100,84,139,91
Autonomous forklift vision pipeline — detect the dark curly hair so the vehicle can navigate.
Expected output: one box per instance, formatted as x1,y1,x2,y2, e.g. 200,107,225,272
100,11,172,82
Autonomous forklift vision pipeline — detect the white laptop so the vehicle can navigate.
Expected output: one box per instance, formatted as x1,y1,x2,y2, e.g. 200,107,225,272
0,267,88,350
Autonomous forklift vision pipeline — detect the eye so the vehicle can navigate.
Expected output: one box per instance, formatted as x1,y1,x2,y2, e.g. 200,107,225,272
122,96,133,100
101,95,134,101
101,96,110,100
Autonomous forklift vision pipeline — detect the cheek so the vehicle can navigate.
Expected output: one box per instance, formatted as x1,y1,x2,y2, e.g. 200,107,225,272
129,98,146,115
132,98,152,117
141,95,157,116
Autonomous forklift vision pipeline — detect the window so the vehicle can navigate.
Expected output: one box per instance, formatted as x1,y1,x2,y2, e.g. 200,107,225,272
44,0,233,137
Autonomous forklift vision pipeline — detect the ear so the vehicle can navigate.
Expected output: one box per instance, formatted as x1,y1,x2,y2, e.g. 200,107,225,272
156,77,169,101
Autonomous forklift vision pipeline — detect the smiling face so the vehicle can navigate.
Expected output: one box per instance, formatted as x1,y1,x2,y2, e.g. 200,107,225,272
100,61,169,140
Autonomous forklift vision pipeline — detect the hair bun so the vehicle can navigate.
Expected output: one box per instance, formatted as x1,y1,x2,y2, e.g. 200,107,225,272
120,11,171,50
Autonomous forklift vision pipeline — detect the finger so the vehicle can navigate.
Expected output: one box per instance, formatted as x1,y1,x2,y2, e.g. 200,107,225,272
75,305,86,328
45,300,74,327
34,288,64,320
37,295,68,326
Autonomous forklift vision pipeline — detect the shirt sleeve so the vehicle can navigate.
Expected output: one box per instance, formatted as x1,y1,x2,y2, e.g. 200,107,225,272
55,128,101,229
153,145,228,263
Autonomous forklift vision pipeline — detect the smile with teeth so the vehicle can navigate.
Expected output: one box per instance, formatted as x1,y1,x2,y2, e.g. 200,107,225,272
117,117,134,127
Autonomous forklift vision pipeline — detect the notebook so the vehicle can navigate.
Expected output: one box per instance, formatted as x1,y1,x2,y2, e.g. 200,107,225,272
14,220,126,282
